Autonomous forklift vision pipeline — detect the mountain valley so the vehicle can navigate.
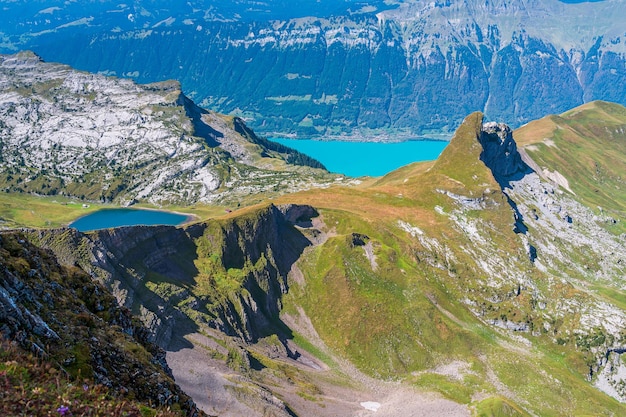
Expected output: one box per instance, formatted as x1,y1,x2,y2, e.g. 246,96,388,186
1,50,626,415
2,0,626,138
1,0,626,409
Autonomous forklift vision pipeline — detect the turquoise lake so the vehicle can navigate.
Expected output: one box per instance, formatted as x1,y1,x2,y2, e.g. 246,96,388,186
70,208,189,232
270,138,448,177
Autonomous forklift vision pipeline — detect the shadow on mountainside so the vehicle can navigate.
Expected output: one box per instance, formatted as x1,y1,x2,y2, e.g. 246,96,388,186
33,204,320,363
3,231,203,415
182,95,223,148
92,205,318,358
90,225,202,352
479,122,534,189
205,205,319,354
479,122,535,235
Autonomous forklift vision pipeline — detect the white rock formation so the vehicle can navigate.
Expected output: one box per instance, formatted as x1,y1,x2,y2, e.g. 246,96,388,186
0,51,333,205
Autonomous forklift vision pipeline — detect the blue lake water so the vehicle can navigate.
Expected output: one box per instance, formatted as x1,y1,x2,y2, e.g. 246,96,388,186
70,208,189,232
270,138,448,177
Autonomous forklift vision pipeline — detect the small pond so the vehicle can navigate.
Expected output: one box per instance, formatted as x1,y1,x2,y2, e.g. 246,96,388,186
69,208,190,232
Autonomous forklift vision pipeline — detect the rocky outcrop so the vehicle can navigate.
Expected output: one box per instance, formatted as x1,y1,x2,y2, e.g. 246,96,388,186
0,231,203,416
479,122,532,184
212,204,316,342
31,204,318,348
0,52,331,206
594,349,626,402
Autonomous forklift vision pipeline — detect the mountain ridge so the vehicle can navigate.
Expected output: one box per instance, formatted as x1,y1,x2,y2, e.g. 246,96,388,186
0,230,205,416
20,104,626,415
4,0,626,138
2,54,626,415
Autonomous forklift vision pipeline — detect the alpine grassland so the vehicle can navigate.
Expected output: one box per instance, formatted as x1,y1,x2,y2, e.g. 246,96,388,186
6,102,626,416
0,193,103,228
515,101,626,232
275,107,626,415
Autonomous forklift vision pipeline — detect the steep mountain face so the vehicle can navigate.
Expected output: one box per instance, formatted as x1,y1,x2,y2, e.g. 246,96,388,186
1,0,625,138
15,103,626,416
29,204,321,416
0,231,204,416
0,51,332,206
31,204,316,348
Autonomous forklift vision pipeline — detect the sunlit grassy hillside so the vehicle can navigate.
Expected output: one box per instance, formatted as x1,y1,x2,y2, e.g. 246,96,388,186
515,100,626,229
270,108,626,415
5,103,626,416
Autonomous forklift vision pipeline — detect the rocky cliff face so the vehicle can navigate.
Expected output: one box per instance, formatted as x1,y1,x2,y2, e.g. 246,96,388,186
31,204,318,348
3,0,625,138
0,231,203,416
28,204,321,416
479,122,531,183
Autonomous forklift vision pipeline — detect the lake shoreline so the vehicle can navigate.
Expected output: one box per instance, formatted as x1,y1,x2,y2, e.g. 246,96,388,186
269,137,448,177
264,132,453,143
68,206,197,232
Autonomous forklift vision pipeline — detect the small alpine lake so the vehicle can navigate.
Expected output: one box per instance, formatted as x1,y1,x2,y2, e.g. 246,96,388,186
69,208,190,232
269,137,448,177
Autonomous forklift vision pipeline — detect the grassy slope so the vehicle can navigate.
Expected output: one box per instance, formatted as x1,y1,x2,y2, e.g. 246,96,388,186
275,111,626,415
0,342,183,417
280,206,624,415
196,110,625,415
515,100,626,226
5,104,626,415
513,102,626,406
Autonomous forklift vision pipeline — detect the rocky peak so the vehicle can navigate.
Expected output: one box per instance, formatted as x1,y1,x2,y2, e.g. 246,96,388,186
479,121,531,185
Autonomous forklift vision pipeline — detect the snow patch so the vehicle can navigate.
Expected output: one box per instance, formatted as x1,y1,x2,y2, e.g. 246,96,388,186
360,401,381,412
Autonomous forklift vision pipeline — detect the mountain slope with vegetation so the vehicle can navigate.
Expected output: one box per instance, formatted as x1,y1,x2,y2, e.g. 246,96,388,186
8,103,624,416
515,100,626,229
2,0,626,138
2,53,626,416
0,231,204,416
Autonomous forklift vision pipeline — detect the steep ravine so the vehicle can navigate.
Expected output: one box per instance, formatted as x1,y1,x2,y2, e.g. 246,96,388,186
29,204,321,416
32,204,317,343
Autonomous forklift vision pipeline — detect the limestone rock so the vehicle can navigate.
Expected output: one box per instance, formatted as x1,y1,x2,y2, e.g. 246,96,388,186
479,122,531,182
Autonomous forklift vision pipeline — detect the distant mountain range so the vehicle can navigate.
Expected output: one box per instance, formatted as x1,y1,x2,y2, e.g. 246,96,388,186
3,4,626,415
1,0,625,138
